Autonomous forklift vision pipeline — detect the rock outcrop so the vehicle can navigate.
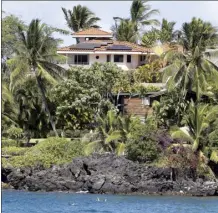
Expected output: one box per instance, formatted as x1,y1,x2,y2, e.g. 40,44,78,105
2,154,218,196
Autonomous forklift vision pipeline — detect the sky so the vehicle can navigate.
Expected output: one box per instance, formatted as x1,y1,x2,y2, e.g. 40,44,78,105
2,1,218,46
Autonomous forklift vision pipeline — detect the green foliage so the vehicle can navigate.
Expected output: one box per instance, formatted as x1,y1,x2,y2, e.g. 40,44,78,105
53,63,122,130
85,111,141,156
2,13,26,74
2,147,28,156
132,84,160,96
159,18,176,44
2,139,18,148
62,5,100,42
153,89,189,127
112,0,159,42
116,19,137,43
180,17,218,53
141,19,176,47
4,137,85,168
6,126,23,140
126,117,160,162
172,102,218,152
142,29,159,47
7,18,66,136
134,61,162,83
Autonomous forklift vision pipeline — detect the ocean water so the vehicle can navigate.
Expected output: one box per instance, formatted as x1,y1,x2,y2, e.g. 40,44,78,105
2,190,218,213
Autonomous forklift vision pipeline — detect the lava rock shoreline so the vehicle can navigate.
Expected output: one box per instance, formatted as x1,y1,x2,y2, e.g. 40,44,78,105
2,154,218,196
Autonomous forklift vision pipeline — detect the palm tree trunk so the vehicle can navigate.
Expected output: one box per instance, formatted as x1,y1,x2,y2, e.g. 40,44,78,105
34,69,58,137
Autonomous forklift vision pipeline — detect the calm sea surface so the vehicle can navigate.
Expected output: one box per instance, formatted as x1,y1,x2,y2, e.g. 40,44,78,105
2,190,218,213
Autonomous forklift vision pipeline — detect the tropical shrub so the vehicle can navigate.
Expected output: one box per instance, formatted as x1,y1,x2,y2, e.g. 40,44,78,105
2,139,19,147
2,147,28,156
165,144,198,170
3,137,85,168
134,61,162,83
152,89,189,127
6,126,23,140
126,117,161,162
126,135,160,163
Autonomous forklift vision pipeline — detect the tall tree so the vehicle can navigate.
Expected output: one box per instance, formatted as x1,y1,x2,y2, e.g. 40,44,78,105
62,5,101,43
116,19,137,43
112,0,159,43
2,13,26,75
159,18,176,44
162,18,218,98
7,19,66,136
180,17,218,53
130,0,159,32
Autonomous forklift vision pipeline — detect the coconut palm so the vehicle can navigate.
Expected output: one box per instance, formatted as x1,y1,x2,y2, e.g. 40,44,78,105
7,19,66,136
2,81,18,131
112,0,159,43
130,0,159,32
159,18,176,44
62,5,101,43
141,28,159,47
179,17,218,53
116,19,137,43
162,45,218,100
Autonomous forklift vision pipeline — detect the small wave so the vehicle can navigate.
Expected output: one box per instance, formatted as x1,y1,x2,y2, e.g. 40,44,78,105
76,190,89,194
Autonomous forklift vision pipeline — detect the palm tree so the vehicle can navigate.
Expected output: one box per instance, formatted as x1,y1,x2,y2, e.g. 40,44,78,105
8,19,66,136
130,0,159,32
84,110,138,156
62,5,101,43
180,17,218,53
141,28,159,47
2,81,18,131
112,0,159,43
116,19,137,43
159,18,176,44
172,101,218,152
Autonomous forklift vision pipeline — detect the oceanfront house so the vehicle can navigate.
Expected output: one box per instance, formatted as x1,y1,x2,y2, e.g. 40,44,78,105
57,28,157,70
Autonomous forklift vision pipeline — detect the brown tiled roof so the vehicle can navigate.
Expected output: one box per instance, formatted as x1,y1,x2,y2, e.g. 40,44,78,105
58,39,153,53
72,28,112,36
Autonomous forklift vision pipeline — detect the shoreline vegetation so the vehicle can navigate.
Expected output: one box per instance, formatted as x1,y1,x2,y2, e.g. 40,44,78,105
2,0,218,196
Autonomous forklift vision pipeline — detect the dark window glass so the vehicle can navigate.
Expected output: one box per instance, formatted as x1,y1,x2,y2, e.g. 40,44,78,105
127,55,131,63
74,55,88,64
107,55,111,62
114,55,123,63
140,55,146,61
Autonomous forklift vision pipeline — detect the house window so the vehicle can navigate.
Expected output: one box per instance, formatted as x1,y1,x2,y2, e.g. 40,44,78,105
107,55,111,62
127,55,131,63
74,55,88,64
114,55,124,63
140,55,146,62
142,97,150,106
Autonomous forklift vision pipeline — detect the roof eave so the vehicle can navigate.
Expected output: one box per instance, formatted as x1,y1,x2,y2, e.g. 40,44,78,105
72,35,113,38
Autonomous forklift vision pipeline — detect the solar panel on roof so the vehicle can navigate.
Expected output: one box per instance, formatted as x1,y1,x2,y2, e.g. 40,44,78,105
107,45,132,50
72,43,102,50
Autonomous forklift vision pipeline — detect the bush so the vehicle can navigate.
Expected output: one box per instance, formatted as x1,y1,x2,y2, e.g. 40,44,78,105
47,129,63,137
2,147,28,156
126,135,160,163
165,144,198,170
4,137,85,168
2,139,19,147
6,126,23,140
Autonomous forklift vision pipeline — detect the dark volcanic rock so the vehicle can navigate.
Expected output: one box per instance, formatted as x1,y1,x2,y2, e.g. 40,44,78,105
2,154,218,196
